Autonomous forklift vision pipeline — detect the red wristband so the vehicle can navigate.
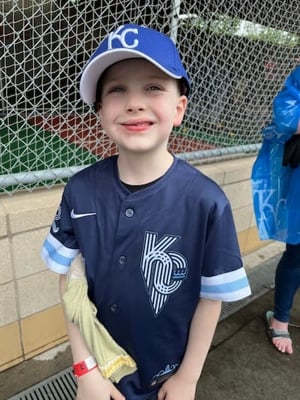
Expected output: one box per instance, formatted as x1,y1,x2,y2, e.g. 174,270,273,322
72,356,98,377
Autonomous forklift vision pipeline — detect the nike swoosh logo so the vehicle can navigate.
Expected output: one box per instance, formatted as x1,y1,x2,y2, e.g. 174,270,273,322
70,209,96,219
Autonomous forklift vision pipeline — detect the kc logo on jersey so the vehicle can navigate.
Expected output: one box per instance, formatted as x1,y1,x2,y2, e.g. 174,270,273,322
107,25,139,50
140,231,188,316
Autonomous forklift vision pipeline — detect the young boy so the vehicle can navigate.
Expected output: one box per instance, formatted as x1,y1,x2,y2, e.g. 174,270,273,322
41,24,251,400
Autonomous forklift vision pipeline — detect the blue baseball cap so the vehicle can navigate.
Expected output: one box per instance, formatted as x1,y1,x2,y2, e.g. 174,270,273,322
80,24,191,104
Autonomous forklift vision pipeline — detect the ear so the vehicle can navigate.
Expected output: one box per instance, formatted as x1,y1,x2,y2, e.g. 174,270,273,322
95,102,102,114
173,95,188,127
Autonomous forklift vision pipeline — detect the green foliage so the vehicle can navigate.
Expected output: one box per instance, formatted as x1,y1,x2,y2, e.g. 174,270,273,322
187,14,299,47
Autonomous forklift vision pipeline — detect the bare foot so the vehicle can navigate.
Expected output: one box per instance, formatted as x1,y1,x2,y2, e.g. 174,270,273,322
269,315,293,354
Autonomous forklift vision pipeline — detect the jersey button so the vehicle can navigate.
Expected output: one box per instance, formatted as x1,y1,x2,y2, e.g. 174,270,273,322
110,304,118,312
119,255,127,264
125,208,134,218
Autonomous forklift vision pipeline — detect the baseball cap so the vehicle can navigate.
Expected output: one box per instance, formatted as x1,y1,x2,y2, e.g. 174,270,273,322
80,24,191,104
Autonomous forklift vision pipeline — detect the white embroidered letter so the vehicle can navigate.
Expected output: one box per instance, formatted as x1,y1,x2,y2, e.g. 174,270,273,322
108,26,139,49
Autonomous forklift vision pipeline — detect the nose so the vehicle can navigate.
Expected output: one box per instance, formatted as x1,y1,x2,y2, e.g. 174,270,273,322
125,92,145,112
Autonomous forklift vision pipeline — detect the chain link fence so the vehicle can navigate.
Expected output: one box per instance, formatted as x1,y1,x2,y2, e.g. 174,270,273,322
1,0,299,194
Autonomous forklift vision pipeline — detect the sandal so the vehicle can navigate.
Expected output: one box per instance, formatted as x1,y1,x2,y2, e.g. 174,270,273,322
264,310,292,353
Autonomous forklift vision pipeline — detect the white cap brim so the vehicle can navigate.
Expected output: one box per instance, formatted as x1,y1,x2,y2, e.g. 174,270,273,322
80,49,182,105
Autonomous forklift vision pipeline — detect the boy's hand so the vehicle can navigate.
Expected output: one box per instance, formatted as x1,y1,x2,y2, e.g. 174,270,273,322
282,134,300,168
157,372,197,400
76,368,125,400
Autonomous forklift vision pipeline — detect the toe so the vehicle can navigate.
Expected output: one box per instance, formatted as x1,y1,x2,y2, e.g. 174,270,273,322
272,338,293,354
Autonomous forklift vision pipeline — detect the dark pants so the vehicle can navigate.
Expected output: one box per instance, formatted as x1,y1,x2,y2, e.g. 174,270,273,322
274,243,300,322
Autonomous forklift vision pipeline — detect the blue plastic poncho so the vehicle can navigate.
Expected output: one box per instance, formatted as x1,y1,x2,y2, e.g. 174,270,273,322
251,66,300,244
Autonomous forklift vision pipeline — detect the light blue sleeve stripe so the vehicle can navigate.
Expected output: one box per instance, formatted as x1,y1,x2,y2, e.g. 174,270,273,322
43,239,74,267
201,276,250,294
41,247,70,274
41,233,80,274
200,267,252,301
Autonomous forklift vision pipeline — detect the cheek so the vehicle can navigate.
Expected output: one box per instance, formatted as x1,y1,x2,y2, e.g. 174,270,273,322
99,102,114,121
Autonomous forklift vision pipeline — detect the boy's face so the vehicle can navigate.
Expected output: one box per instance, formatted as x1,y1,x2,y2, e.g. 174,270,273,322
98,58,187,155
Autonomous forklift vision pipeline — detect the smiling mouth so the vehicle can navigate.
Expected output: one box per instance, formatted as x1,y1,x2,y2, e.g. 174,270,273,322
123,121,153,127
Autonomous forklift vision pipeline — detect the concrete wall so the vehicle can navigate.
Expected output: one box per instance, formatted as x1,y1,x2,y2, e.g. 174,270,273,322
0,155,267,372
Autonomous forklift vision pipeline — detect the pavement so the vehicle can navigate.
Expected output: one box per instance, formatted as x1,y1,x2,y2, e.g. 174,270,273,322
2,249,300,400
197,287,300,400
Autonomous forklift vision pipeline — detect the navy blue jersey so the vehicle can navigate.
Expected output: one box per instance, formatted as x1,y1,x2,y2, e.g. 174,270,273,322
42,155,251,399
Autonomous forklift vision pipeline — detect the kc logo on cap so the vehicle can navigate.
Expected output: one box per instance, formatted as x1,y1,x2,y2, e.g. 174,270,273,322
107,26,139,50
80,24,190,105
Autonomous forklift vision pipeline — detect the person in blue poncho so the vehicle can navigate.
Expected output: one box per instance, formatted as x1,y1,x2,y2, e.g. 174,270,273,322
251,65,300,354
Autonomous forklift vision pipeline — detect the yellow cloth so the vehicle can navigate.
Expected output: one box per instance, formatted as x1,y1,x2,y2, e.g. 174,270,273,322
62,262,137,383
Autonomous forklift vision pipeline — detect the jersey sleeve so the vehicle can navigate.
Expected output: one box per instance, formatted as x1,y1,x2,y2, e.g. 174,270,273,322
41,188,80,274
200,202,251,302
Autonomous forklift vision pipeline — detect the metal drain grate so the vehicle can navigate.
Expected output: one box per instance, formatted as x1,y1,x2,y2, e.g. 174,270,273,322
7,368,76,400
7,255,280,400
